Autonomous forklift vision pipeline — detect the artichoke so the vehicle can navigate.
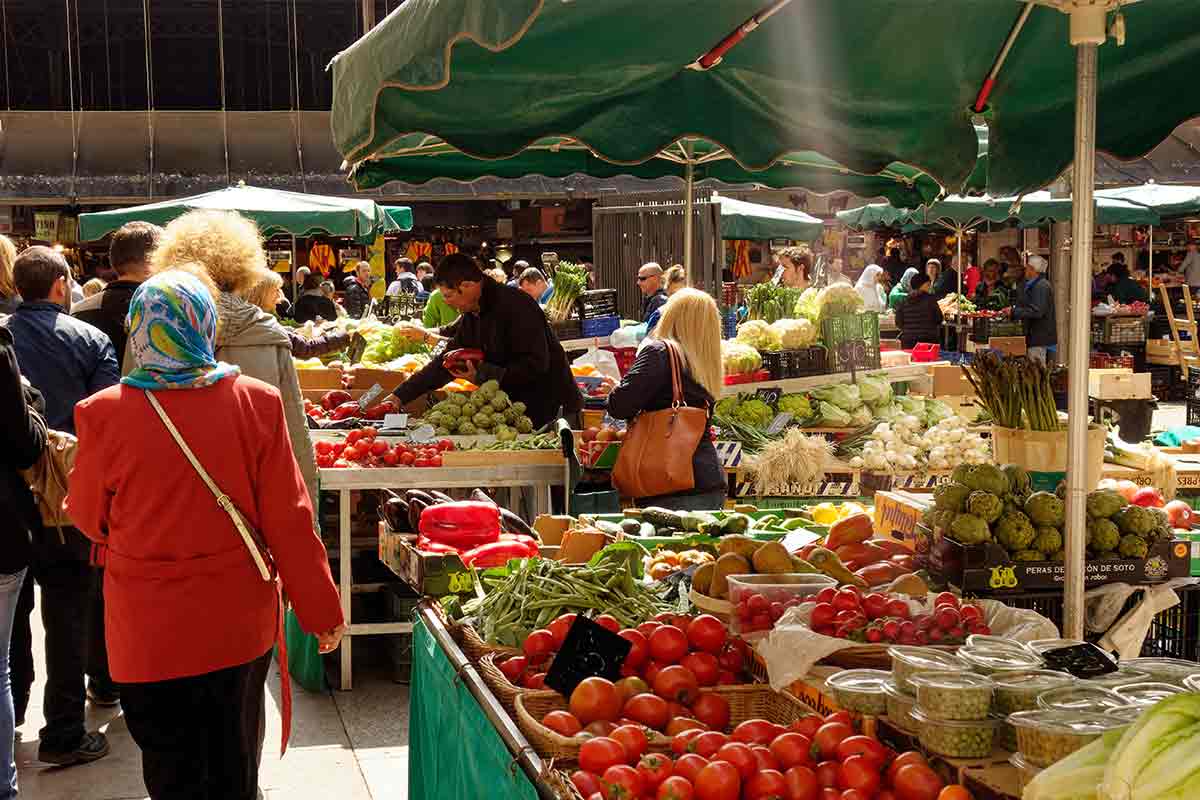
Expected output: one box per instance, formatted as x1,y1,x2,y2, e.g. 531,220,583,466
490,394,510,411
478,379,501,396
951,464,973,485
1012,549,1044,562
434,426,450,436
967,491,1004,523
457,421,477,435
1025,491,1066,528
1049,549,1065,562
449,392,470,406
473,411,493,427
495,425,518,442
1089,518,1121,554
516,416,534,434
1085,489,1126,519
1118,534,1149,559
511,401,528,415
995,510,1036,552
1112,505,1155,537
950,513,992,545
1002,464,1032,497
1146,507,1174,543
441,404,461,419
961,464,1009,496
1032,527,1063,555
933,482,973,513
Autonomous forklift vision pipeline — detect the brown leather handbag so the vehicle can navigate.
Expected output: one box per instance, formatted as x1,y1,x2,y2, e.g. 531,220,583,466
612,341,709,499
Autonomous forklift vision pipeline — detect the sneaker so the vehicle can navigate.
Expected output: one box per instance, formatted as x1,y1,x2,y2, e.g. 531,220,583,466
86,685,120,707
38,732,111,766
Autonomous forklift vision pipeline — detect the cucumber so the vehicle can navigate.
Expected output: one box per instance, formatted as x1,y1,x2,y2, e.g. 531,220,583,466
638,521,656,538
595,520,623,535
680,511,718,532
640,506,685,530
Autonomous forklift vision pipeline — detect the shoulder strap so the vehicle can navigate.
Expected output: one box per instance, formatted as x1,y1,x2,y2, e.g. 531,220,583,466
663,341,685,407
144,390,273,581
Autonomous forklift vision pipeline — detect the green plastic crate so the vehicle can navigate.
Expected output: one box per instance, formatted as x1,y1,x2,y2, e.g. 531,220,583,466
821,312,881,373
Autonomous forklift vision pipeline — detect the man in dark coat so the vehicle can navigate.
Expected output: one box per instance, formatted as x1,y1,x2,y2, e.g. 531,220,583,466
638,262,668,324
342,261,373,318
1009,254,1056,363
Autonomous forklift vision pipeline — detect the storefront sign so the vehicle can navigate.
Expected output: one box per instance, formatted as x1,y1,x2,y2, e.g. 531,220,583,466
34,212,60,242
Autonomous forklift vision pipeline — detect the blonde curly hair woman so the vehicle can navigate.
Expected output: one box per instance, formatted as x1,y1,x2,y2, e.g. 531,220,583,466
152,210,319,514
0,234,18,314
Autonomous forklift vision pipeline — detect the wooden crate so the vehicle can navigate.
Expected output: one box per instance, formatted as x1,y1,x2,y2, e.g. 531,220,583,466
1088,369,1151,399
295,367,344,390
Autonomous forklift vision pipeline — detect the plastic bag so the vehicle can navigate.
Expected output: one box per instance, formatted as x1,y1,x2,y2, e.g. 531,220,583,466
572,347,621,383
610,323,646,349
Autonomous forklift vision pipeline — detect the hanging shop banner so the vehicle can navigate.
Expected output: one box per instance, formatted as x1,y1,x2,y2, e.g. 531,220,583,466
368,235,387,299
34,212,60,242
268,250,292,273
0,208,13,234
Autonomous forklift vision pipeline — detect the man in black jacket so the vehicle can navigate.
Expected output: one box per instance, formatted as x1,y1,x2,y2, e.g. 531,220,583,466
1008,254,1056,363
342,260,373,318
895,273,944,350
638,262,668,324
72,221,162,372
393,254,581,427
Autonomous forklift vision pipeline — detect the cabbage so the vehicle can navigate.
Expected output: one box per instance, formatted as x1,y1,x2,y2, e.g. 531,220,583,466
856,374,893,407
849,406,874,427
715,396,741,418
1096,693,1200,800
732,398,775,428
795,287,821,323
735,320,783,352
873,403,904,422
924,398,954,427
776,393,813,420
895,395,926,418
721,340,762,375
817,401,853,427
770,318,817,349
811,384,862,412
816,284,865,321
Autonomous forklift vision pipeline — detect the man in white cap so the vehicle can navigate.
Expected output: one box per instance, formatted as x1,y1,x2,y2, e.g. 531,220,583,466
1006,253,1056,363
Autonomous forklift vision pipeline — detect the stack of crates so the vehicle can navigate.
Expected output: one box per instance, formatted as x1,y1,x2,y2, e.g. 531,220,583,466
821,312,881,373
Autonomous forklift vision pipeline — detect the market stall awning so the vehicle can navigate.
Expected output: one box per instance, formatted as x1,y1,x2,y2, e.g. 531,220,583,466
330,0,1200,198
77,184,401,243
835,203,912,230
717,196,823,241
382,205,415,231
1095,183,1200,220
839,191,1159,230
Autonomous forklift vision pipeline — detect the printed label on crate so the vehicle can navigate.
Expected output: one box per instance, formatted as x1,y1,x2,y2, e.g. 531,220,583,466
734,475,860,498
714,441,744,468
873,491,927,548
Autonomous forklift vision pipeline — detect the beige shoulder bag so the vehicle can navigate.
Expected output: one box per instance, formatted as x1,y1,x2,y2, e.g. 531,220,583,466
145,390,275,581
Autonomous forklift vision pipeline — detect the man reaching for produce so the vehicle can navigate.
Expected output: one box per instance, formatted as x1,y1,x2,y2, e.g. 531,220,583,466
392,253,582,427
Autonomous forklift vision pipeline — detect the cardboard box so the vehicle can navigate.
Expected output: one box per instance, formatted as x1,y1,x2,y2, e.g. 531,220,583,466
1146,338,1181,365
873,491,930,550
295,367,344,390
930,364,974,397
1088,369,1152,399
558,529,612,563
988,336,1027,356
533,515,573,546
350,368,409,392
784,667,846,717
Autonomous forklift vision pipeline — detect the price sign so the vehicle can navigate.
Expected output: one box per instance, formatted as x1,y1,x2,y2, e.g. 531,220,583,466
381,413,409,430
408,424,437,443
766,412,793,434
545,616,632,698
755,386,783,406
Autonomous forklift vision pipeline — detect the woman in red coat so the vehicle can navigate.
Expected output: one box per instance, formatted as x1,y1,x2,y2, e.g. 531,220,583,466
67,268,344,800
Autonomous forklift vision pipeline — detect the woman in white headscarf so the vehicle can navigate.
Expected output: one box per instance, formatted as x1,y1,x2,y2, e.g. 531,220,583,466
854,264,887,312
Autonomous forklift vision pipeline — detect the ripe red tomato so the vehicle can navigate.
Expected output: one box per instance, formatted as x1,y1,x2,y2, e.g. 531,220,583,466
570,770,605,798
680,652,721,687
523,672,547,690
642,660,665,685
618,629,649,668
717,643,745,673
861,592,890,619
673,753,709,783
594,614,621,633
523,630,556,663
570,677,623,725
579,737,627,774
937,788,972,800
665,717,706,736
832,589,862,612
637,621,662,638
637,753,673,792
610,724,648,763
694,760,741,800
835,735,888,768
732,719,782,746
437,437,455,451
815,761,840,789
713,741,757,779
785,766,820,800
823,711,855,729
686,615,728,654
815,587,838,605
812,722,854,760
369,440,388,456
892,764,944,800
672,728,704,756
935,605,960,631
547,614,577,648
623,693,669,730
688,731,728,759
690,692,731,731
428,453,443,467
837,756,881,796
381,451,399,466
841,791,871,800
770,732,815,769
398,450,415,466
346,429,363,445
657,775,695,800
314,440,334,455
542,710,583,737
413,457,431,467
958,604,983,625
360,426,378,439
342,444,362,461
653,665,699,704
887,752,927,788
744,770,788,800
648,625,689,664
887,599,911,619
752,746,781,772
602,764,643,800
933,592,959,609
810,602,837,629
790,716,822,738
497,655,526,684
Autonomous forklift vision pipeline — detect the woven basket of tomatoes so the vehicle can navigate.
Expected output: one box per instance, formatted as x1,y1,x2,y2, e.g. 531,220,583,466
454,622,521,663
477,652,558,714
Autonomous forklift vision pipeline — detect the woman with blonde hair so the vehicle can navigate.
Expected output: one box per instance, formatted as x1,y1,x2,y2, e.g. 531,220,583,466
244,268,350,360
0,235,18,314
152,210,319,512
605,288,725,511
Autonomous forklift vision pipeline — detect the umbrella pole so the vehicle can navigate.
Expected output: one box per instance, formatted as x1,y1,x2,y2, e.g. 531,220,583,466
1149,225,1154,288
683,160,695,281
1064,17,1102,642
291,234,299,302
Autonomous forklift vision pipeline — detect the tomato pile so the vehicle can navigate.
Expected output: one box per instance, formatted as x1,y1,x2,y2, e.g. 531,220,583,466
809,589,989,645
312,428,455,469
732,590,807,634
568,709,974,800
304,389,398,422
496,612,750,694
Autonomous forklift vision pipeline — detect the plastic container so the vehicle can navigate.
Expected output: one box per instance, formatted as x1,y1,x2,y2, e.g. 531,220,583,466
883,680,919,732
1105,705,1144,725
1078,666,1151,690
910,707,998,758
888,646,967,694
909,671,994,721
965,635,1034,655
1113,681,1186,707
958,646,1044,675
1185,673,1200,693
1036,685,1132,713
1010,752,1043,793
825,669,890,715
1121,657,1200,686
1007,710,1125,768
991,669,1077,716
1028,638,1086,654
728,574,837,635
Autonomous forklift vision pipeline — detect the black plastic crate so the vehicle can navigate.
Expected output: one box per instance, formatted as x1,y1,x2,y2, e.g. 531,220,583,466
761,350,788,380
551,318,582,341
789,346,828,377
971,316,1025,343
1148,365,1183,400
1091,315,1149,345
576,289,618,321
1188,399,1200,427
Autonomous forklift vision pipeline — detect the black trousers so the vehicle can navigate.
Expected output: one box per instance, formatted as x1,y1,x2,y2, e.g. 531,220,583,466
121,649,272,800
10,570,33,726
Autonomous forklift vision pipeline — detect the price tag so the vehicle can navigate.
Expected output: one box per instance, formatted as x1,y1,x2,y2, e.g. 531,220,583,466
766,412,793,434
382,413,409,430
544,616,632,698
755,386,783,406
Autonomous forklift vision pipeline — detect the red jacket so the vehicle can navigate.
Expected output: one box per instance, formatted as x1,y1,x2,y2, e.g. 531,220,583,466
68,376,342,683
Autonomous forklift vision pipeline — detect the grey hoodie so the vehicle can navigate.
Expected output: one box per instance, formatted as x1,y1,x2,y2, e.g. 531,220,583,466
214,292,319,511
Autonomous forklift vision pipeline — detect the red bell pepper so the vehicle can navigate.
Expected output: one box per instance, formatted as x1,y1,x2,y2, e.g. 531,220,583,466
330,401,359,421
460,539,537,568
321,389,353,411
414,536,461,555
442,348,485,370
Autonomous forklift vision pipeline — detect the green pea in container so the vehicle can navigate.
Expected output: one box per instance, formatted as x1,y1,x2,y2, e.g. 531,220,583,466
910,707,999,758
1006,710,1125,768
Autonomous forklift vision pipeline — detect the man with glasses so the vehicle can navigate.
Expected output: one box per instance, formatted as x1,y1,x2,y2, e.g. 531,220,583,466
637,262,667,324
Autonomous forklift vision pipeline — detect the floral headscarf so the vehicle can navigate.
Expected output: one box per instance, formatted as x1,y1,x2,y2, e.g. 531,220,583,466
121,271,241,390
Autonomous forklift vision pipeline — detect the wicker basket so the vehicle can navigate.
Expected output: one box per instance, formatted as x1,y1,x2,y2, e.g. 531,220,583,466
454,623,522,663
515,683,816,762
478,652,558,714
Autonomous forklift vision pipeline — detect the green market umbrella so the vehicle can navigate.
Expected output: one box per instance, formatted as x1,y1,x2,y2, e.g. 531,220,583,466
1096,183,1200,282
835,203,912,230
78,184,400,244
382,205,415,232
716,195,823,241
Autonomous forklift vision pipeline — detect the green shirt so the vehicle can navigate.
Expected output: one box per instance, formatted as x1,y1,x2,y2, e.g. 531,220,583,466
887,284,909,311
422,289,460,329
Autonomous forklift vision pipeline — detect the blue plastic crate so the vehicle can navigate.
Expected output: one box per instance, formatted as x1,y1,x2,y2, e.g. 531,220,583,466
581,315,620,337
722,309,738,339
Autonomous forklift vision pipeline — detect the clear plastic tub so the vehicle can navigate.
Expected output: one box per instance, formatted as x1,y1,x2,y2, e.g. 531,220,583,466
1105,705,1144,725
1010,752,1043,793
965,635,1034,656
1185,673,1200,693
1121,657,1200,686
1036,685,1132,713
1028,638,1086,653
1007,710,1125,768
910,707,998,758
883,680,920,732
958,645,1044,675
1078,666,1151,689
728,573,837,635
1113,681,1186,707
909,671,994,721
888,646,967,693
825,669,890,715
991,669,1077,716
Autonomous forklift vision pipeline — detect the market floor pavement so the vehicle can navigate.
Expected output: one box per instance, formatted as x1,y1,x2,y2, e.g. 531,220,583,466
16,592,410,800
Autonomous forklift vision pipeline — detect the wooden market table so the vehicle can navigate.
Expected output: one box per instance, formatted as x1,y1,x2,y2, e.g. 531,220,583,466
319,459,569,690
720,361,938,397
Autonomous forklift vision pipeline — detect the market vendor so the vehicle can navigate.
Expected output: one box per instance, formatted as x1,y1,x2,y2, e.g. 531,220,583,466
1105,261,1150,304
393,253,582,427
973,259,1011,311
1006,254,1056,363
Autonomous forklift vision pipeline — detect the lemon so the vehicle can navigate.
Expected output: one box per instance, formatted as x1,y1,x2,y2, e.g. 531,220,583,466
810,503,840,525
